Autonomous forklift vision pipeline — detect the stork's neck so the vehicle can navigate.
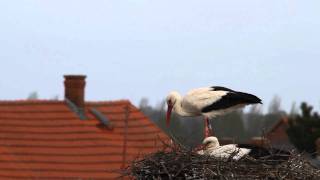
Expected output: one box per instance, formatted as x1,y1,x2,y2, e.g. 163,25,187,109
207,143,219,150
172,93,194,117
204,143,220,154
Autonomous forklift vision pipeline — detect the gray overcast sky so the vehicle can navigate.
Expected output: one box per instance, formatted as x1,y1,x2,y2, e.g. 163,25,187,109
0,0,319,112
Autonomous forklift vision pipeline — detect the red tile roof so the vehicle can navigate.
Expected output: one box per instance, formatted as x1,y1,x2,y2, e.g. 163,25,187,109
0,100,169,179
265,117,295,150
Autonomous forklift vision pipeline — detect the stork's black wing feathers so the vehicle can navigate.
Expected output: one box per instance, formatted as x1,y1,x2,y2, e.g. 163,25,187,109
201,90,262,113
237,144,290,161
237,144,270,157
211,86,235,92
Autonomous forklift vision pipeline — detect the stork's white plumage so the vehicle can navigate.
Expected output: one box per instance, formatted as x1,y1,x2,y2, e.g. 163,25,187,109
200,136,250,161
166,86,262,136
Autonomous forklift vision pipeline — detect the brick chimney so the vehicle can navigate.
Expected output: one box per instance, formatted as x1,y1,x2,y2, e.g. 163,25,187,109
64,75,86,109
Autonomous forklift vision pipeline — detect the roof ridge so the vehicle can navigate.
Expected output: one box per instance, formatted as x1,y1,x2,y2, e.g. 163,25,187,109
85,99,131,105
0,99,64,105
0,99,131,105
267,116,289,134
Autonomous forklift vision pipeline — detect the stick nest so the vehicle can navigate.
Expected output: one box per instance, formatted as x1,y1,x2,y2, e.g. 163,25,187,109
123,145,320,180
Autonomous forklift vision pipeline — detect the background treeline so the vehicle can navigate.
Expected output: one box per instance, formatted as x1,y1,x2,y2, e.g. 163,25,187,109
139,96,296,148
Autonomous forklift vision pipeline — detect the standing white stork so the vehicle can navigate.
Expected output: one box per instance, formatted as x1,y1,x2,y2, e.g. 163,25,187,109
166,86,262,137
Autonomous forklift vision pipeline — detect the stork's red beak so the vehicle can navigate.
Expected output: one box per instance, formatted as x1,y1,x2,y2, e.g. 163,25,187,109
166,103,173,127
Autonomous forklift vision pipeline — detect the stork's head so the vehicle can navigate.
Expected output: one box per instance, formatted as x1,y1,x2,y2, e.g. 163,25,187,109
203,136,220,149
165,91,179,127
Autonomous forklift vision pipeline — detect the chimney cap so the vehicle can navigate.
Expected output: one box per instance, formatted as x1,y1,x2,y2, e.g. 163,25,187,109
64,75,87,79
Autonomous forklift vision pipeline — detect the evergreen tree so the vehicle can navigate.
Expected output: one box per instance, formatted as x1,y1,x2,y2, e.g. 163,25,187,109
268,95,282,114
27,91,38,100
287,102,320,154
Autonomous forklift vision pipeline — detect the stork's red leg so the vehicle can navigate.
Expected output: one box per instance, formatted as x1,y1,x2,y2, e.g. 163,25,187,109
204,117,214,137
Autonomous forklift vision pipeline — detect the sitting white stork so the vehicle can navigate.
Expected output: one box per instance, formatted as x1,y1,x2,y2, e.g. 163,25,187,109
166,86,262,136
199,136,290,162
199,136,251,160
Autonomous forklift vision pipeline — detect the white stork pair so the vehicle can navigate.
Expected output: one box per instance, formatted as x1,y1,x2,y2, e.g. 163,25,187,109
166,86,262,137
